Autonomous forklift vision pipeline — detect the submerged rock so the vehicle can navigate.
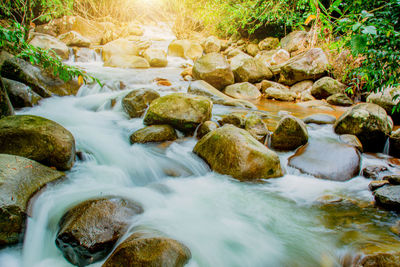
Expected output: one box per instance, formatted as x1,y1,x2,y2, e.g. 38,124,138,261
311,77,347,100
0,154,65,246
102,231,191,267
144,93,212,133
374,185,400,210
223,82,261,100
56,198,143,266
303,114,336,125
122,89,160,118
196,121,219,139
0,115,76,170
2,78,42,108
130,125,177,144
271,115,308,151
193,124,283,181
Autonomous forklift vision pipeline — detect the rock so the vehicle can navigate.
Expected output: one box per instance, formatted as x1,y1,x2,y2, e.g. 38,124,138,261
230,53,272,83
0,78,14,118
280,31,309,53
300,90,315,102
369,180,390,191
279,48,329,86
130,125,177,144
303,114,336,124
367,86,400,116
1,52,80,97
56,198,143,266
339,134,363,152
0,154,64,246
245,114,269,142
0,115,76,170
311,77,347,99
225,47,245,59
383,175,400,185
202,36,221,53
288,139,361,181
168,40,203,60
389,128,400,158
102,38,141,62
74,47,96,62
102,231,191,267
374,185,400,210
34,23,57,37
258,37,279,51
143,48,168,67
104,55,150,69
196,121,218,139
271,115,308,150
326,93,353,106
362,166,388,180
58,31,91,47
290,80,313,93
192,53,234,90
223,82,261,100
218,113,246,128
334,103,393,152
256,49,290,67
193,124,283,181
356,251,400,267
246,43,260,57
187,80,256,109
2,78,42,108
260,80,296,101
144,93,212,133
390,221,400,236
122,89,160,118
29,34,69,60
259,80,289,92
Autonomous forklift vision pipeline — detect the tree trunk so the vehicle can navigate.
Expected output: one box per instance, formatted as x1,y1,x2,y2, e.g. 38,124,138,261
0,77,14,118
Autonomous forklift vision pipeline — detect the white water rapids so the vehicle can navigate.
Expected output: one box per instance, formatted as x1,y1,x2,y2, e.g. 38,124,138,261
0,24,399,267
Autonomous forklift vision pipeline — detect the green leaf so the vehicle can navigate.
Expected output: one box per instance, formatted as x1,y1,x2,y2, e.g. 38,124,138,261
352,22,362,32
361,26,377,35
350,34,367,55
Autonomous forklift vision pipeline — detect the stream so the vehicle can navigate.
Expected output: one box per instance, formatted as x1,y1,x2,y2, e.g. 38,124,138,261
1,23,400,267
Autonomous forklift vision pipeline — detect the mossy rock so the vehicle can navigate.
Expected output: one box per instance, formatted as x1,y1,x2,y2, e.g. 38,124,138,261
311,77,347,100
271,115,308,151
197,121,219,139
130,125,177,144
223,82,261,100
122,89,160,118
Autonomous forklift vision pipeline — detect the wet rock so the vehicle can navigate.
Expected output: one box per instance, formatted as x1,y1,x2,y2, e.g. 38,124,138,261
369,180,390,191
356,251,400,266
102,231,191,267
383,175,400,185
0,78,14,118
367,86,400,116
192,53,234,90
374,185,400,210
104,55,150,69
339,134,363,152
29,34,69,60
122,89,160,118
260,80,296,101
74,47,96,62
280,31,309,54
0,154,64,246
143,48,168,67
230,53,272,83
197,121,219,139
2,78,42,108
245,114,269,142
258,37,280,51
389,128,400,158
218,112,247,128
0,115,76,170
300,90,315,102
194,124,283,181
202,36,221,53
311,77,347,100
58,31,91,47
102,38,141,62
303,114,336,124
279,48,329,86
290,80,313,93
271,115,308,150
144,93,212,133
362,166,388,180
168,40,203,60
245,43,260,57
334,103,393,152
130,125,177,144
56,198,143,266
288,139,361,181
327,93,353,106
223,82,261,100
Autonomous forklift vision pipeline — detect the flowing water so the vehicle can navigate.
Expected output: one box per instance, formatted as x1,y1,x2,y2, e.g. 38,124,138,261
1,24,400,267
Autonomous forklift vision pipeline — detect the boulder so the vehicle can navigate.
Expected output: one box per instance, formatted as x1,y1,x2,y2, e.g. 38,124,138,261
334,103,393,152
2,78,42,108
367,86,400,116
389,128,400,158
230,53,272,83
58,31,91,47
303,114,336,124
56,198,143,266
196,121,219,139
74,47,96,62
122,89,160,118
279,48,329,86
290,80,313,93
168,40,203,60
255,49,290,67
29,34,69,60
192,53,235,90
339,134,363,152
104,55,150,69
300,90,315,102
223,82,261,100
218,113,246,128
102,38,141,62
271,115,308,150
245,113,269,142
258,37,280,51
0,78,13,118
245,43,260,57
193,124,283,181
260,80,296,101
374,185,400,210
102,231,191,267
144,93,212,133
130,125,177,144
202,36,221,53
143,48,168,67
0,115,76,170
326,93,353,106
356,251,400,267
0,154,64,246
280,31,309,53
311,77,347,99
288,139,361,181
225,47,245,59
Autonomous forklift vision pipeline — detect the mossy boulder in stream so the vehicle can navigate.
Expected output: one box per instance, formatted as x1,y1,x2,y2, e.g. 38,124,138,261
56,198,143,266
230,53,273,83
193,124,283,181
196,121,219,139
130,125,177,144
144,93,212,133
0,115,76,170
102,231,191,267
122,88,160,118
0,154,65,246
334,103,392,152
311,77,347,100
270,115,308,151
223,82,261,100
